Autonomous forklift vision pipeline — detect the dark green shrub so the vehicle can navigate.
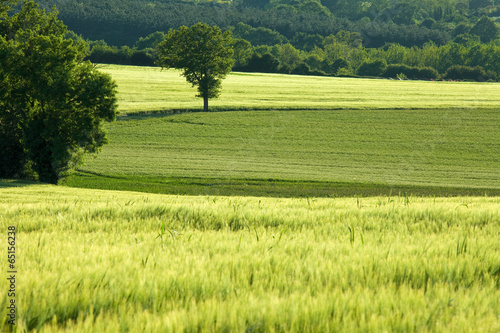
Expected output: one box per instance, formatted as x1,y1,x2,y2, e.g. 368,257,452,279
88,45,156,66
383,64,438,80
444,65,488,81
356,59,387,77
291,63,312,75
383,64,412,78
130,50,156,66
239,53,280,73
88,45,131,65
415,67,439,80
321,58,348,75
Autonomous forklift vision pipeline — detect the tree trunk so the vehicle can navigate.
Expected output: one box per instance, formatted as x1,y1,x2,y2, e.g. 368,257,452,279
203,95,209,112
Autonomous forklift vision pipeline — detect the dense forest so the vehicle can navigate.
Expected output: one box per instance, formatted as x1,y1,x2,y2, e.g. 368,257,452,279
33,0,500,80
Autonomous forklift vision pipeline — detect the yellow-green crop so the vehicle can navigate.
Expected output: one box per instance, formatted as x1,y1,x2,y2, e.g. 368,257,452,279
100,65,500,113
1,183,499,332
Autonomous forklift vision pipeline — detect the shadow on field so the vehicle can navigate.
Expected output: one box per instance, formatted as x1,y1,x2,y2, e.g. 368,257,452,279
0,179,40,188
116,106,477,121
116,109,258,122
117,110,196,121
116,107,357,121
63,172,500,198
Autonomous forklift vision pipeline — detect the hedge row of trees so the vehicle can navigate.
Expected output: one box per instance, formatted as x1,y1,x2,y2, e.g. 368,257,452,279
81,27,500,81
357,62,497,81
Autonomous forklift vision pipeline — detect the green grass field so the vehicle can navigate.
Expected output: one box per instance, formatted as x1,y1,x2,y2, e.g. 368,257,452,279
101,65,500,113
64,108,500,197
1,183,499,332
60,65,500,197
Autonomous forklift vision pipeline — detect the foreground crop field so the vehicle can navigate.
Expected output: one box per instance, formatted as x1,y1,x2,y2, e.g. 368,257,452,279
0,183,499,332
64,109,500,196
100,65,500,113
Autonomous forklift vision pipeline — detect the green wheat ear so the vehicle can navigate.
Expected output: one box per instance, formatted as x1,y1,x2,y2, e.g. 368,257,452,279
348,226,355,246
456,235,468,256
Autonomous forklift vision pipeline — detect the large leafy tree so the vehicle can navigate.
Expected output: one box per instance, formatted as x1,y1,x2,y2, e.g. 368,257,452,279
156,23,234,112
470,16,498,44
0,1,117,184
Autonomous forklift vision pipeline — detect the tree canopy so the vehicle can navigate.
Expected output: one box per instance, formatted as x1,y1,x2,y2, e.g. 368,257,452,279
470,16,499,43
18,0,499,82
0,0,117,183
156,23,234,111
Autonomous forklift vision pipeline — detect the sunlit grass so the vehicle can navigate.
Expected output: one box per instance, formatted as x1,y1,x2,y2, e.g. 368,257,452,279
1,184,499,332
100,64,500,113
64,109,500,194
60,65,500,196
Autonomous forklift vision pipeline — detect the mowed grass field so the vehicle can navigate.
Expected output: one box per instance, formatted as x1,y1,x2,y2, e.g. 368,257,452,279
1,183,500,332
61,64,500,197
100,65,500,113
64,109,500,196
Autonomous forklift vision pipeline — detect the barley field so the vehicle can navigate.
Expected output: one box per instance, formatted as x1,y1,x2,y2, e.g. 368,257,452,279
1,183,499,332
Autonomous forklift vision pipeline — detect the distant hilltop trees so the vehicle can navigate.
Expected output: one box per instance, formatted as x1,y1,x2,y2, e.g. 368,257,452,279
36,0,500,81
35,0,500,47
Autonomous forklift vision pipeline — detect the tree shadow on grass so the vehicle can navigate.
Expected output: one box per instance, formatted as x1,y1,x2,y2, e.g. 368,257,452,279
115,107,348,121
117,108,245,122
0,179,40,188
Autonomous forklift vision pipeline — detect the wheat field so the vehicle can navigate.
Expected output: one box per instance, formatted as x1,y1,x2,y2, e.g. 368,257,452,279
1,182,499,332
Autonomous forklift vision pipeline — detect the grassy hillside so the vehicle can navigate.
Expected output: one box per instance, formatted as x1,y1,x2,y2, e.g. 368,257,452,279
1,183,499,332
64,109,500,196
101,65,500,113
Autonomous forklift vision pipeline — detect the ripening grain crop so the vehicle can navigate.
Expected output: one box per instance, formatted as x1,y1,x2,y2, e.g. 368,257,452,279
1,183,499,332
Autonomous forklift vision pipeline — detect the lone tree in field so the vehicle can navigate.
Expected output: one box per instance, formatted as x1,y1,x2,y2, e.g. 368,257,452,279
156,23,234,112
0,0,117,184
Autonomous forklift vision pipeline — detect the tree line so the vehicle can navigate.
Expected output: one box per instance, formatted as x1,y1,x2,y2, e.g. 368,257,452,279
35,0,460,47
81,22,500,81
32,0,499,81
